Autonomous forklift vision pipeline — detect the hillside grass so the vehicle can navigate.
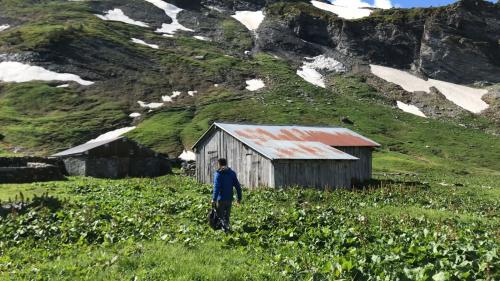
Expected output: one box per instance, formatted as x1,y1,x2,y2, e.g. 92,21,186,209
128,54,500,175
0,83,127,154
0,0,498,175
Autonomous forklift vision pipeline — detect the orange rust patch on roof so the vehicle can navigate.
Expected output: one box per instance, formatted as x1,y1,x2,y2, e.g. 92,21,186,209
276,148,297,158
234,130,254,139
234,128,377,147
296,143,322,155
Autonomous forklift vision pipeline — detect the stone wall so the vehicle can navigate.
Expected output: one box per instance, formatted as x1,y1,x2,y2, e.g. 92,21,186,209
0,157,65,184
0,157,61,167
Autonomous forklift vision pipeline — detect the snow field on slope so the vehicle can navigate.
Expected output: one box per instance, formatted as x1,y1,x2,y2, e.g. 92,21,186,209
246,79,265,91
396,101,427,118
297,55,346,88
0,62,94,85
144,0,193,35
231,11,265,31
310,0,372,19
0,24,10,32
131,38,159,49
96,9,149,27
370,65,489,113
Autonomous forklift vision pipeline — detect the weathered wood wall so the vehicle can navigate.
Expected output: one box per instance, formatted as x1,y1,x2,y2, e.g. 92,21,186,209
335,147,373,182
195,129,374,188
273,159,355,188
195,129,274,187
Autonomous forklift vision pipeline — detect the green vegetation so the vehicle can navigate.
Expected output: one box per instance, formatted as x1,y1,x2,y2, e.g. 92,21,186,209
127,54,500,175
267,1,339,20
0,173,498,280
0,0,498,170
0,82,126,154
219,19,254,52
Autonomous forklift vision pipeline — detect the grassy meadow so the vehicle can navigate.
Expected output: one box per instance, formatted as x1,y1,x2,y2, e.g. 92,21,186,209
0,167,498,280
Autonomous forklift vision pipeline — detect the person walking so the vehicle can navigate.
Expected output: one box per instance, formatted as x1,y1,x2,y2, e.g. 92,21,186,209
212,158,242,232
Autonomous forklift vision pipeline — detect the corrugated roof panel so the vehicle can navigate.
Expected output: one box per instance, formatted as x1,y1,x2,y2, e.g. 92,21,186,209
52,137,123,157
240,138,359,160
216,123,380,147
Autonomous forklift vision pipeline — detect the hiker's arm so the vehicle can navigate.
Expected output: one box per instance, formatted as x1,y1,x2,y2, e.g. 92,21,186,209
212,173,220,202
234,175,242,203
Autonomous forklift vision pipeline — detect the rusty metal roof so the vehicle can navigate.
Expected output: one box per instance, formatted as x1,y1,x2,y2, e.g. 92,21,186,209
240,138,358,160
52,137,124,157
192,123,380,160
215,123,380,147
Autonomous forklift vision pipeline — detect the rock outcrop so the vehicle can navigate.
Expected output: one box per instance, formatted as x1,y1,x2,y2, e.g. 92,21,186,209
257,0,500,84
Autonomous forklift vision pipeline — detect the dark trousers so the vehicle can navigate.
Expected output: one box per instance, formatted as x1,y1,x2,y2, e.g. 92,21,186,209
216,200,232,228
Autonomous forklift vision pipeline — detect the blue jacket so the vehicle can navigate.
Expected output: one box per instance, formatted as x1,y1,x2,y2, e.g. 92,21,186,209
213,167,242,202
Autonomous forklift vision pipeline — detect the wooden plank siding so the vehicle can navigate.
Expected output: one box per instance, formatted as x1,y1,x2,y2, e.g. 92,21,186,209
195,129,274,188
273,160,354,188
335,147,373,183
195,128,374,189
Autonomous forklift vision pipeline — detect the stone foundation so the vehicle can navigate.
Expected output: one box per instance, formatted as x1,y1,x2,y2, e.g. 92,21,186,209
0,157,65,184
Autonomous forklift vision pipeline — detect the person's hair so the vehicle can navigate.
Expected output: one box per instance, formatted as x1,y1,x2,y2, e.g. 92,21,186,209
218,158,227,166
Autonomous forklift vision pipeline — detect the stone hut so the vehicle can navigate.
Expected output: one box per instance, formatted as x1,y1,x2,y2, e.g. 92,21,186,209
52,137,171,179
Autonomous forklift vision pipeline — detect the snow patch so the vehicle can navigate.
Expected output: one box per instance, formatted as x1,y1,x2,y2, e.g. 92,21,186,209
179,150,196,161
87,127,136,143
370,65,429,93
296,55,346,88
171,91,182,98
231,11,264,31
311,0,372,20
143,0,194,35
207,6,224,13
396,101,427,118
297,68,325,88
131,38,159,49
370,65,489,113
138,101,164,109
162,91,182,102
427,79,489,114
57,84,70,88
193,35,210,41
0,24,10,32
0,62,94,85
245,79,265,91
96,9,149,27
188,90,198,96
129,112,141,118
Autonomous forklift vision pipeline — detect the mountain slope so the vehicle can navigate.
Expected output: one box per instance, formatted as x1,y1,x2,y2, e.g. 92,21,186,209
0,0,498,175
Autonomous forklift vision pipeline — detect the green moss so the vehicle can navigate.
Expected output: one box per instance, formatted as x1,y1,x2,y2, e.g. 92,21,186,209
266,1,337,20
219,19,253,52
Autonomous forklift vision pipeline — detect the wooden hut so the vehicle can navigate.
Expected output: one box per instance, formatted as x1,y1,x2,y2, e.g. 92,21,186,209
52,137,171,178
192,123,380,188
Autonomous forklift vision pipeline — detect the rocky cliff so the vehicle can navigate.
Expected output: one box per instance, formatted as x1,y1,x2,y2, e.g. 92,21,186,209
257,0,500,84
